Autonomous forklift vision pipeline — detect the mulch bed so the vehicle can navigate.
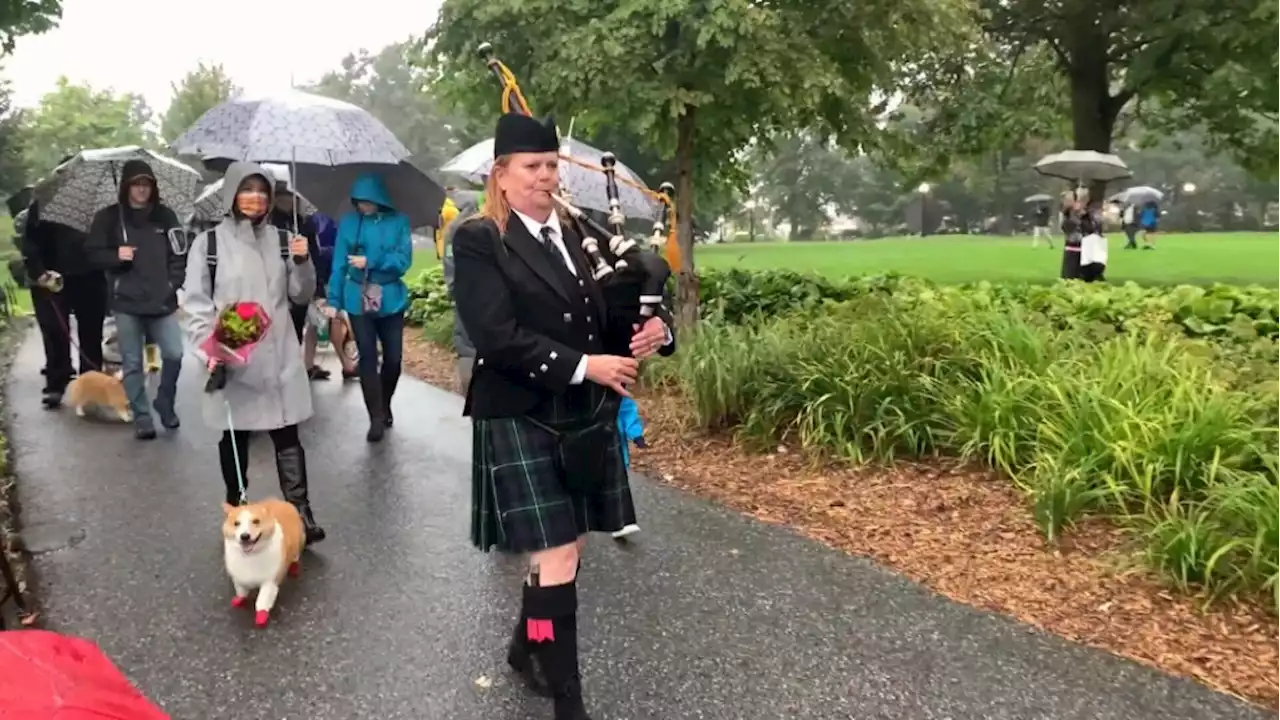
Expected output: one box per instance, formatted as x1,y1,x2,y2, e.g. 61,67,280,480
403,330,1279,709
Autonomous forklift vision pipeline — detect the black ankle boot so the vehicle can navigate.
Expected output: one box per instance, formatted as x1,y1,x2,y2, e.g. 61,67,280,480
522,581,593,720
360,375,385,442
275,446,326,544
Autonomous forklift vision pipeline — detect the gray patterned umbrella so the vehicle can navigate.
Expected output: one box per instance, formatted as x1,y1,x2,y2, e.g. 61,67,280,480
31,146,202,233
440,138,659,218
169,89,412,166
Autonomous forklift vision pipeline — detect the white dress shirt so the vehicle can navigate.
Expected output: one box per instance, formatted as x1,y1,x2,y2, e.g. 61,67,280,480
511,208,672,385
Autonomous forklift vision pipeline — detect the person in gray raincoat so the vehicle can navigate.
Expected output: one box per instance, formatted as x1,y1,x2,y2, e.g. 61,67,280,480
183,161,326,544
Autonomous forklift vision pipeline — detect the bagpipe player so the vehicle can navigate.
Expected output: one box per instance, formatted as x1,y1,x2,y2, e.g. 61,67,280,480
451,112,676,720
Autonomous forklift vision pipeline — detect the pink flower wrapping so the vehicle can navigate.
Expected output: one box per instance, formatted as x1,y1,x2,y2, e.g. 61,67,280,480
201,302,273,367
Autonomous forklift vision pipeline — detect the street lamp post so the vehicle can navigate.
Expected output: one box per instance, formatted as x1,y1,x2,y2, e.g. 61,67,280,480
917,183,932,237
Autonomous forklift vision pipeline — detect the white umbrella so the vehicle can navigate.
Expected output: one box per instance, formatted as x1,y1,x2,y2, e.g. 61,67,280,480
31,146,202,233
441,137,659,217
1034,150,1132,184
1024,193,1053,203
169,89,411,166
1108,185,1164,205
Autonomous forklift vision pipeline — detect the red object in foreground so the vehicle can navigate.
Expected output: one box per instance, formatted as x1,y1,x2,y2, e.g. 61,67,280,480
254,610,270,628
526,618,555,643
0,629,169,719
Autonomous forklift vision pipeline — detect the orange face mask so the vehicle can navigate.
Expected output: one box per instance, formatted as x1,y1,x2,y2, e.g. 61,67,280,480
235,190,269,218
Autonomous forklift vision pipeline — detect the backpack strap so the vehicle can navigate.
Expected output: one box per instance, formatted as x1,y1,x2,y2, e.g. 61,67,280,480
206,229,218,291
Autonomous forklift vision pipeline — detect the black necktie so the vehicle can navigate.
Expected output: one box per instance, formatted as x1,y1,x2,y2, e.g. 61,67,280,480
538,225,579,290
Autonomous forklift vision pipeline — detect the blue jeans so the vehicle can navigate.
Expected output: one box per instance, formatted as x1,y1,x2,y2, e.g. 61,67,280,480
116,312,184,423
349,311,404,383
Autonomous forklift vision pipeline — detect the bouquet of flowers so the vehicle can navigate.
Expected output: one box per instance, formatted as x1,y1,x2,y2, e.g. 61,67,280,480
200,301,272,368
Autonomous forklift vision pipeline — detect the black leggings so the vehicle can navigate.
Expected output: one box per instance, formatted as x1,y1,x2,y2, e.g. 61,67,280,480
219,425,301,505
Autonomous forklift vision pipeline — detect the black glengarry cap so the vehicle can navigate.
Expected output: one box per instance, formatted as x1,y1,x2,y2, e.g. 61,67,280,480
493,113,559,157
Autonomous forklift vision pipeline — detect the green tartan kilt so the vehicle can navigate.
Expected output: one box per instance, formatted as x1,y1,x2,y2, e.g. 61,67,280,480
470,416,636,553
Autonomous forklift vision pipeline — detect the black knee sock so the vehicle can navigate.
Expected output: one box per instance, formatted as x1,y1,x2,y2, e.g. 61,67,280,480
521,580,583,702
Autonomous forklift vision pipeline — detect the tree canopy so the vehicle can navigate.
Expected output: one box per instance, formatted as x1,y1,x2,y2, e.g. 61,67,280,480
21,76,155,180
0,0,60,55
160,61,238,144
310,41,485,175
894,0,1279,193
422,0,966,324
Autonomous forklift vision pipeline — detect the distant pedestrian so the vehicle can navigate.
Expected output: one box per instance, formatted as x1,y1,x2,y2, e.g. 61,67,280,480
1138,201,1159,249
1030,203,1054,248
1122,203,1139,249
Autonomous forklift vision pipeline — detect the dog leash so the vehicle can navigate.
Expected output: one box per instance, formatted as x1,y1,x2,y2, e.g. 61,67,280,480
47,300,102,373
224,400,248,505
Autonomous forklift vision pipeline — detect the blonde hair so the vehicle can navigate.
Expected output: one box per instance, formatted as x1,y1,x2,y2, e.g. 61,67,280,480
477,156,512,234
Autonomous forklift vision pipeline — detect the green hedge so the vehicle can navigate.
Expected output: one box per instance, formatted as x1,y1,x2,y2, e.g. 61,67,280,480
408,267,1278,606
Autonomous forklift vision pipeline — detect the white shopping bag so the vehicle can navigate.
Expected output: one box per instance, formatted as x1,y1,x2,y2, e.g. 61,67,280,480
1080,233,1108,267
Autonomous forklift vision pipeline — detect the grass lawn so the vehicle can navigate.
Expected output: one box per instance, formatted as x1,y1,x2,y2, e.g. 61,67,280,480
408,232,1278,286
689,232,1279,286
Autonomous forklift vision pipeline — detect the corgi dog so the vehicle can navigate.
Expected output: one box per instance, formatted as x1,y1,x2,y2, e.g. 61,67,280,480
65,370,132,422
222,499,305,628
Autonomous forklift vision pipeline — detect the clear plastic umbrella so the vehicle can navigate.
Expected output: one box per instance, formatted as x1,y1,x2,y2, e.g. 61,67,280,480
1108,185,1164,205
31,146,203,233
440,137,659,217
1034,150,1132,184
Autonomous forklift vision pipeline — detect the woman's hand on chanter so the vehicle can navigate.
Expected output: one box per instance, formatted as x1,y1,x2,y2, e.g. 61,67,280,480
348,255,367,269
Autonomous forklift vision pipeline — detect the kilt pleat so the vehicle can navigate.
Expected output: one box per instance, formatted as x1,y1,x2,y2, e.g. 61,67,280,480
470,414,636,554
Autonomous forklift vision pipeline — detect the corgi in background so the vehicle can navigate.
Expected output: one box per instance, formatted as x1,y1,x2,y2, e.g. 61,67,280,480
144,343,161,374
222,499,305,628
65,370,131,422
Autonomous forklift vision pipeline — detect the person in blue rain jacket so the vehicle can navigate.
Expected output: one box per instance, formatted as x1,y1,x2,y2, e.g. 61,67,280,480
326,173,412,443
613,396,648,541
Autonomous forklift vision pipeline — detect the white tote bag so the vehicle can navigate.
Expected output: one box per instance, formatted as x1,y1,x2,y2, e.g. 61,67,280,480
1080,233,1108,267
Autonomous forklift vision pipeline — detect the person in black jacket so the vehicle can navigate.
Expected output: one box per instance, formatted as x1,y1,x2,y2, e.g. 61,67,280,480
453,113,676,720
85,159,185,440
19,197,109,408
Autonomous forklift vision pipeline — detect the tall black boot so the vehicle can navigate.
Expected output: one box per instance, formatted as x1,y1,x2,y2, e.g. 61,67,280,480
360,374,385,442
523,580,593,720
508,581,552,698
380,371,398,428
508,558,582,698
275,445,327,544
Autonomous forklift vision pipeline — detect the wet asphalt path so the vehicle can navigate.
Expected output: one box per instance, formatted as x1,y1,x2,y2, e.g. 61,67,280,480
7,327,1267,720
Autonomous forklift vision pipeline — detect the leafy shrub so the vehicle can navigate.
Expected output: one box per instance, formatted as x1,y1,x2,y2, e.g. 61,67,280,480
664,291,1278,605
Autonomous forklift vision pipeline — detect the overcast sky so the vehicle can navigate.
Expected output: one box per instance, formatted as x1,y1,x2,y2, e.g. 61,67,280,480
5,0,445,112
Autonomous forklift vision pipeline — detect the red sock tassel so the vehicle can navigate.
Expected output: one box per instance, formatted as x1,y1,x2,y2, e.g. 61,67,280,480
526,618,555,643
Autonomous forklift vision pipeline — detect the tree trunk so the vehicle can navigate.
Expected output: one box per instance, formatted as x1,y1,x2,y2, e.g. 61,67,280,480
674,105,698,329
1067,34,1122,200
